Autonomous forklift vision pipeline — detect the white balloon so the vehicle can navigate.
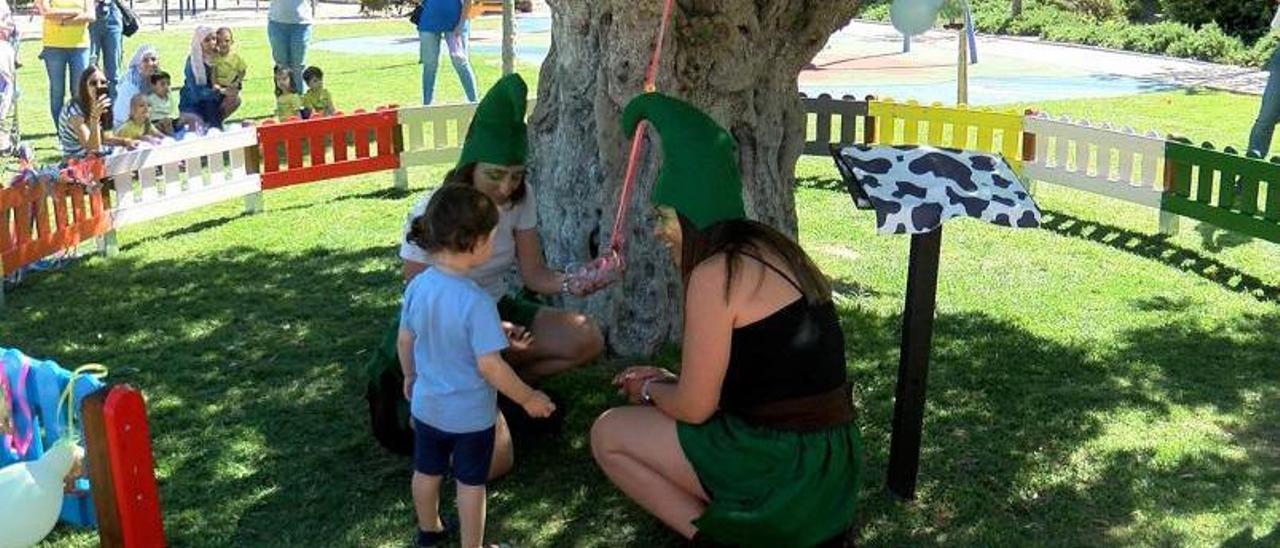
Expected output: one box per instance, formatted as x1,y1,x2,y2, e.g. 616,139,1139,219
891,0,944,37
0,441,81,548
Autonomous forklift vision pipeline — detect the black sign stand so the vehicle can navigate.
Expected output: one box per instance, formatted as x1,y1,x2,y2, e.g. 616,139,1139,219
886,227,943,500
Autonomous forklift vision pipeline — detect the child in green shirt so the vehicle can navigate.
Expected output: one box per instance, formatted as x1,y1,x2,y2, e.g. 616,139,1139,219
212,27,246,119
301,66,335,118
146,71,178,136
274,64,303,121
115,94,164,144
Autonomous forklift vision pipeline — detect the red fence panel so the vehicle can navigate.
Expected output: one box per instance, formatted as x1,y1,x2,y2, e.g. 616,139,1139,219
256,106,401,190
84,385,166,548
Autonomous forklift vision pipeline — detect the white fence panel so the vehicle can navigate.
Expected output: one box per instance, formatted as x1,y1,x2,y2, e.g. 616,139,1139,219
104,127,261,228
1024,113,1166,209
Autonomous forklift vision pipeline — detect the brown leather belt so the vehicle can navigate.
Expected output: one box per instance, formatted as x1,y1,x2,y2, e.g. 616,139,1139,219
734,383,856,433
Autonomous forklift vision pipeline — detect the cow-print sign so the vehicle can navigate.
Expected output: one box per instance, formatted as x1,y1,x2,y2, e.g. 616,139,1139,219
832,144,1042,235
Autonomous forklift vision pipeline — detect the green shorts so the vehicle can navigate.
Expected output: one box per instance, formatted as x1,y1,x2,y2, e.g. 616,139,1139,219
496,290,545,328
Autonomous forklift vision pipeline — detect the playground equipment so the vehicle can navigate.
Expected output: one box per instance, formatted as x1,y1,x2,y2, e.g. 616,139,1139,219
0,349,165,547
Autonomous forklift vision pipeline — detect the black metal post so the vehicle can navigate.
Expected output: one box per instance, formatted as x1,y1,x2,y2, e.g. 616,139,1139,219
886,226,943,500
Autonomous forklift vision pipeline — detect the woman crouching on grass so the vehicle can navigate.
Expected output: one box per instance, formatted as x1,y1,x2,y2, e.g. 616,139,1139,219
367,73,605,479
590,93,864,548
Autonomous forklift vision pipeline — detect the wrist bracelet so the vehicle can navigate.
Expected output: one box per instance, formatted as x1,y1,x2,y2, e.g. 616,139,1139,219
559,273,571,295
640,378,655,405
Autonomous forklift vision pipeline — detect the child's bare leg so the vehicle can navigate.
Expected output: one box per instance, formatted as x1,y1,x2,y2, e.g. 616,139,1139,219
412,472,445,533
456,482,486,548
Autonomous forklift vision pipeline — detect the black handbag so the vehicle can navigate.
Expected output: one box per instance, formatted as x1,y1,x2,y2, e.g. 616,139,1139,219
115,0,139,37
408,2,423,26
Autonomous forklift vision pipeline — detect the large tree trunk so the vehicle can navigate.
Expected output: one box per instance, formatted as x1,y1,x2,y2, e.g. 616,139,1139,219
1011,0,1022,17
529,0,859,356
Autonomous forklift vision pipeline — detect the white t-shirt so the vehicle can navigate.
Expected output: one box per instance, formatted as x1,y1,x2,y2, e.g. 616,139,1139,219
399,184,539,300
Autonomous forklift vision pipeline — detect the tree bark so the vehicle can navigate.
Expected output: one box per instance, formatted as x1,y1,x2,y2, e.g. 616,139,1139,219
1011,0,1022,17
529,0,859,356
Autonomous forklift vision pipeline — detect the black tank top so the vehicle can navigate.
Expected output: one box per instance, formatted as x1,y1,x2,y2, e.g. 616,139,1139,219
718,254,848,414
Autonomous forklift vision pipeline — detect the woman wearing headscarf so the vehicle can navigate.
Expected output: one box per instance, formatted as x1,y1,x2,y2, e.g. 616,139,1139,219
112,44,157,128
178,27,223,130
590,93,863,548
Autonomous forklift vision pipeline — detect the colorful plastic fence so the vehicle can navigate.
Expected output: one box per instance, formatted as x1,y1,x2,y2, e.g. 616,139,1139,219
802,94,874,156
1,177,111,277
395,100,536,189
8,96,1280,308
257,106,400,190
103,126,262,230
867,98,1026,173
83,384,166,547
1163,139,1280,244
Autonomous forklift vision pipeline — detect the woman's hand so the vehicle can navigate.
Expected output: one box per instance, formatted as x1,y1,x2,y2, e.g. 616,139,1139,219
502,321,534,352
612,366,676,386
403,374,415,401
89,94,110,120
613,366,677,402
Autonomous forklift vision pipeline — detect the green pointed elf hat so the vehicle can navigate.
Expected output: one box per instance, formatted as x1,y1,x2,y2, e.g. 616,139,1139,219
621,93,746,230
458,74,528,168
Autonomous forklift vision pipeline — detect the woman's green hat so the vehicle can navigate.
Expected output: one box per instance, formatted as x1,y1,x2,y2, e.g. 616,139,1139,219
458,74,528,168
621,93,746,230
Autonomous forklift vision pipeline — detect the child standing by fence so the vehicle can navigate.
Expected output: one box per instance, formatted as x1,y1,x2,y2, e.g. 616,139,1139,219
301,66,334,118
399,183,555,548
273,64,302,120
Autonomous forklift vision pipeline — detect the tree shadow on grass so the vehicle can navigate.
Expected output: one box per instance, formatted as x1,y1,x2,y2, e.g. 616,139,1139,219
797,172,848,194
854,305,1280,547
4,228,1277,546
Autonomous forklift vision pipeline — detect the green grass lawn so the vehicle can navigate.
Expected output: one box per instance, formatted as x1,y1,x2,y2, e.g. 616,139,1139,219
3,22,1279,548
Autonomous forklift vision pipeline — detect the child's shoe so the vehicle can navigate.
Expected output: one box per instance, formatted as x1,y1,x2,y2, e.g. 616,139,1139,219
413,514,457,548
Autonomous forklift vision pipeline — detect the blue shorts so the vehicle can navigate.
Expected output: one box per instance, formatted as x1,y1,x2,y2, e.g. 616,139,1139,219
413,419,495,486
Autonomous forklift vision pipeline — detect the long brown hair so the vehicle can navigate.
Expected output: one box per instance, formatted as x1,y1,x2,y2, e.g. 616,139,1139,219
444,162,528,205
75,66,105,116
678,214,832,305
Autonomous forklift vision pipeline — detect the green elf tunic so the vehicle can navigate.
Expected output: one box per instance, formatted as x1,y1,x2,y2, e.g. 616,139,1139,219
622,94,864,547
365,74,534,454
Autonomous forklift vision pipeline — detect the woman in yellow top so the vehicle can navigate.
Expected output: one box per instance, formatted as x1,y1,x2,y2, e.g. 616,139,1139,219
36,0,94,129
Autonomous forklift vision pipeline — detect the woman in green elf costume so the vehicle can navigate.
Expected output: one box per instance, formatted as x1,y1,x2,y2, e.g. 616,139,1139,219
590,93,863,547
367,74,604,477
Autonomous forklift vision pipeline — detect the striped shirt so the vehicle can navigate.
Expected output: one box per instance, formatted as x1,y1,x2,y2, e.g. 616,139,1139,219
57,102,102,159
